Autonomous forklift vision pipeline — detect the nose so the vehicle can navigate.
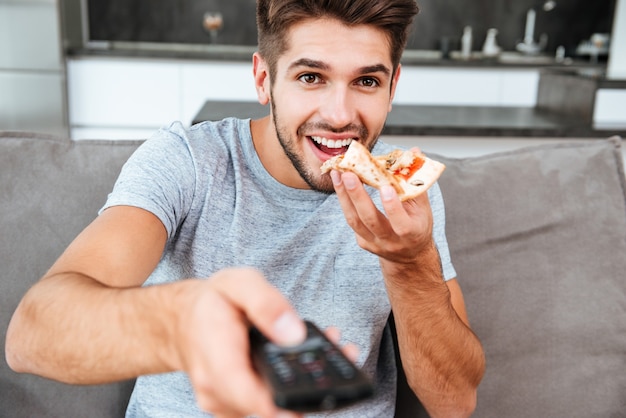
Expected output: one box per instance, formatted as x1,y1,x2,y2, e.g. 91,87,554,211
319,85,357,128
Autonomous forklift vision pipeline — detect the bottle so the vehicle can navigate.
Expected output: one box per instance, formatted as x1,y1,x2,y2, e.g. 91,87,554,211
555,45,565,63
482,28,501,57
461,26,473,60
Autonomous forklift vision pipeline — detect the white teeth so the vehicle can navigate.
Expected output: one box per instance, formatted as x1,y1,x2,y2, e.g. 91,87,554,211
311,136,354,149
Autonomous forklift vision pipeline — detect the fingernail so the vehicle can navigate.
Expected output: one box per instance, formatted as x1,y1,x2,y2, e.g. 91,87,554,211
273,312,306,346
381,185,396,201
330,170,342,186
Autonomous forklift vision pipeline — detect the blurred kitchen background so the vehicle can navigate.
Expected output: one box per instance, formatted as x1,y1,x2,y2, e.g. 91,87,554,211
79,0,614,55
2,0,626,157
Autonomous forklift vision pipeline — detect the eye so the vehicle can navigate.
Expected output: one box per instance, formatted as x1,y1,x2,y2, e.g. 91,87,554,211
299,73,321,84
357,77,380,88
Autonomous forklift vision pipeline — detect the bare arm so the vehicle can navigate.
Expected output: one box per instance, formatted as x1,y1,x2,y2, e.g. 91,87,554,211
7,206,173,382
382,256,484,418
5,206,306,417
331,171,485,417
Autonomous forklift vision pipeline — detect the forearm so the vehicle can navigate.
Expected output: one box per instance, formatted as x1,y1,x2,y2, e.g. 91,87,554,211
5,273,188,384
382,243,485,417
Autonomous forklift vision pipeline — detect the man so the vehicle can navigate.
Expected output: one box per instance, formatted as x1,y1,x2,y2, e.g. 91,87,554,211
6,0,485,416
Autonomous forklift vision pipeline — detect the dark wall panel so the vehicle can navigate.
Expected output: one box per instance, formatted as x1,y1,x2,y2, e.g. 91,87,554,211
85,0,615,55
411,0,616,54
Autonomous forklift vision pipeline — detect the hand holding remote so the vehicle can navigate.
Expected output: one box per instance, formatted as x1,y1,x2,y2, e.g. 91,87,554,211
176,268,306,417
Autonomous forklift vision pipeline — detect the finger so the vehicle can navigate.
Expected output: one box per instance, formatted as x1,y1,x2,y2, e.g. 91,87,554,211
210,267,306,347
323,327,360,364
340,173,395,235
380,186,434,236
324,326,341,345
332,171,388,239
331,172,375,242
342,343,360,364
379,184,411,228
330,171,358,219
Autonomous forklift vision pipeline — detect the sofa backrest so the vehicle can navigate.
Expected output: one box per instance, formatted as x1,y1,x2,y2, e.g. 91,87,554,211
0,132,142,417
432,137,626,417
2,132,626,417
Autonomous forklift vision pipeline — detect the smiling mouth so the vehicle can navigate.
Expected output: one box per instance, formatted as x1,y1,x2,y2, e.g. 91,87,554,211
310,136,354,156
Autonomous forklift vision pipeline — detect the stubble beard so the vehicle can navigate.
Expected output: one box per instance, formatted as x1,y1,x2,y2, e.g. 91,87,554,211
269,98,377,194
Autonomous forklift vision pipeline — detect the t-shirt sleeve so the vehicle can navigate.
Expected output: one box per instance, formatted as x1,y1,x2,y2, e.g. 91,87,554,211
428,182,457,281
99,127,196,239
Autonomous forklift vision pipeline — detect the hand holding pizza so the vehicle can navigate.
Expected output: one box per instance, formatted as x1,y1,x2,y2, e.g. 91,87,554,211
324,142,445,263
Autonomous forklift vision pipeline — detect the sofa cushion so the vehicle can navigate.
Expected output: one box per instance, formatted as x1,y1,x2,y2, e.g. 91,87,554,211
3,132,625,417
0,132,142,417
434,138,626,417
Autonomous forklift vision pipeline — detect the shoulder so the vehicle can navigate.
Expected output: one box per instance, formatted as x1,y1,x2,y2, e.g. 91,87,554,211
131,119,250,169
163,118,247,155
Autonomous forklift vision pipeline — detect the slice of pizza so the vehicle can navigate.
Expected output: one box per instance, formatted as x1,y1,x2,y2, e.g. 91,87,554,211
320,141,445,201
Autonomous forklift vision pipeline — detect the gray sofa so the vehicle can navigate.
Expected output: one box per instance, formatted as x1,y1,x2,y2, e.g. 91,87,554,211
2,130,625,417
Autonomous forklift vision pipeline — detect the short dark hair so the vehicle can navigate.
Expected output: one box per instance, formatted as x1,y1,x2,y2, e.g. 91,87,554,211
257,0,419,77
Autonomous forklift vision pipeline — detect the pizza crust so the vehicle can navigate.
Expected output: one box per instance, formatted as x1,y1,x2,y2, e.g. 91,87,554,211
321,141,445,201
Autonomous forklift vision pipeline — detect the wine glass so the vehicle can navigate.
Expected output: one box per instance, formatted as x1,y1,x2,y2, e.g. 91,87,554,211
203,12,224,44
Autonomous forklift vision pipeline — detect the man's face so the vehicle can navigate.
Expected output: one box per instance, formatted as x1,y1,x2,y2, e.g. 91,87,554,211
261,18,399,193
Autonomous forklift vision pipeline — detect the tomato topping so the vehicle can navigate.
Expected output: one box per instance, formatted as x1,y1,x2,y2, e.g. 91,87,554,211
393,156,424,180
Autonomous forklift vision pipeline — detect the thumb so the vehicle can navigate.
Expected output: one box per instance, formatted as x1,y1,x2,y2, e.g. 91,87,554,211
268,311,308,346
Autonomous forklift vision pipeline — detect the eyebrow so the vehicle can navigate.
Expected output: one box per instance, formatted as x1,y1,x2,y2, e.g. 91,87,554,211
288,58,330,71
359,64,391,77
288,58,391,77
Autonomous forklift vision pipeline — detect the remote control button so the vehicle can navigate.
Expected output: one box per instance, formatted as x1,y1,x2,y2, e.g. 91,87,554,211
273,359,296,384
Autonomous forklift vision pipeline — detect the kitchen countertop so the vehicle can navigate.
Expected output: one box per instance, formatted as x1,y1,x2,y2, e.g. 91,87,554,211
192,100,626,138
67,43,604,69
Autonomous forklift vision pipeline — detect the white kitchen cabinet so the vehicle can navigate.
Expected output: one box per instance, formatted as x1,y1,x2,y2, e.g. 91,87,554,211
394,67,500,105
67,57,540,140
67,57,255,140
594,89,626,128
499,69,541,106
394,66,539,107
67,58,181,129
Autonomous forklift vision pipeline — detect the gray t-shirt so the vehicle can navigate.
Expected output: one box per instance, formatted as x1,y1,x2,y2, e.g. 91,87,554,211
102,119,456,417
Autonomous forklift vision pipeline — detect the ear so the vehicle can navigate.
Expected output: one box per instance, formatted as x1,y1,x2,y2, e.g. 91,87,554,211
253,52,271,105
388,64,402,112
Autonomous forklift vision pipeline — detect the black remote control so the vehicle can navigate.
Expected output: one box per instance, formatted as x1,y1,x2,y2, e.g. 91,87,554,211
249,321,375,412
